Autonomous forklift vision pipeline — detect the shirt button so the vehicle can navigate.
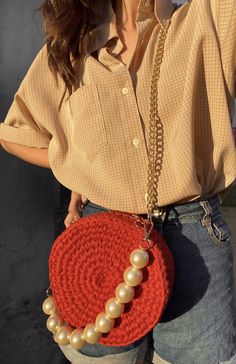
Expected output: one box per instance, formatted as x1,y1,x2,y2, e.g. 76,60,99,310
145,0,150,7
121,87,129,95
132,138,140,147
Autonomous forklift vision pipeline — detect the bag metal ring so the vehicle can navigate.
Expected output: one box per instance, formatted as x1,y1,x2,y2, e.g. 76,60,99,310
139,237,154,250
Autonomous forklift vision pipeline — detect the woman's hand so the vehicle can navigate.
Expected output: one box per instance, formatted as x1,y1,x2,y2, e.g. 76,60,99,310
64,191,83,228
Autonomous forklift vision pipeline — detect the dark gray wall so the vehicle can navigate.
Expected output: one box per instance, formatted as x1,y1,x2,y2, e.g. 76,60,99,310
0,1,69,363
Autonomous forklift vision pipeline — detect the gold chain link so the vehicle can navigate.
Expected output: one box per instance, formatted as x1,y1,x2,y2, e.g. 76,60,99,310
146,15,175,222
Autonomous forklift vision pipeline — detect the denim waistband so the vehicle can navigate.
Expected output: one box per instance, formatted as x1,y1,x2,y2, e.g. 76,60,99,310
83,193,221,223
158,193,221,223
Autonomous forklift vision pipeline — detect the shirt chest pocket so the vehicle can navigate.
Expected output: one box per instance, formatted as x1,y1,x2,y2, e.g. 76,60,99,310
67,84,107,162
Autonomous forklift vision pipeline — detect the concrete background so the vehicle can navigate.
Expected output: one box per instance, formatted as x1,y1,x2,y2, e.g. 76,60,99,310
0,1,235,364
0,1,70,363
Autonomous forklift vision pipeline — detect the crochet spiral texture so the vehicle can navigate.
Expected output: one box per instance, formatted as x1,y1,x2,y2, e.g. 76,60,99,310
49,211,174,346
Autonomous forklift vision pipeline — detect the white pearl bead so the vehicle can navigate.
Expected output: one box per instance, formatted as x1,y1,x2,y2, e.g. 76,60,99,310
55,326,73,345
69,329,85,349
130,249,149,269
95,312,115,333
105,297,125,318
83,323,101,344
115,282,135,303
42,296,56,315
123,266,143,286
46,314,64,333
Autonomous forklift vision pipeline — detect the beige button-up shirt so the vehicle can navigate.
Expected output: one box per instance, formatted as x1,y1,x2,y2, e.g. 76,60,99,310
0,0,236,214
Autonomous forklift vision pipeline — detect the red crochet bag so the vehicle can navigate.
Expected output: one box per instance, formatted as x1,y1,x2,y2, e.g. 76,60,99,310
42,18,176,349
44,210,174,347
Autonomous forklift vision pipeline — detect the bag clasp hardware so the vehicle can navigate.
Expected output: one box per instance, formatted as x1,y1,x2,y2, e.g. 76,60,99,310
133,217,154,250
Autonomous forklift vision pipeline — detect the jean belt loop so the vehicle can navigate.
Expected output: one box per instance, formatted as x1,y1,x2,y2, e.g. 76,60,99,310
216,192,222,205
160,207,167,222
199,199,212,227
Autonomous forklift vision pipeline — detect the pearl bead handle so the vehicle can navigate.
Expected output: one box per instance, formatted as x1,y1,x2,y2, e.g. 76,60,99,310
42,248,149,348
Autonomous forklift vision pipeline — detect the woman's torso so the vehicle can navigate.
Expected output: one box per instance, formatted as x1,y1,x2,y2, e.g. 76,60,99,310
18,0,236,214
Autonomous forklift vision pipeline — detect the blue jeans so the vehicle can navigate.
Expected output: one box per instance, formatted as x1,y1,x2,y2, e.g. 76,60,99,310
59,193,236,364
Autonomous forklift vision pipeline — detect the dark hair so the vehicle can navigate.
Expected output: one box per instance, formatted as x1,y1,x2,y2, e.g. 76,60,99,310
37,0,116,96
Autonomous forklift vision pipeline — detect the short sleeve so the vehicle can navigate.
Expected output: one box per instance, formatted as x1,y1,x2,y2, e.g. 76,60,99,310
0,45,53,149
210,0,236,97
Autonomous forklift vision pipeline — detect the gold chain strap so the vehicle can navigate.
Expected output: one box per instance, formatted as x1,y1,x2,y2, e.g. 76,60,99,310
146,17,173,223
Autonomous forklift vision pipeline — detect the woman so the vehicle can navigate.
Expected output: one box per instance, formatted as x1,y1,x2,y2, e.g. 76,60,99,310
0,0,236,363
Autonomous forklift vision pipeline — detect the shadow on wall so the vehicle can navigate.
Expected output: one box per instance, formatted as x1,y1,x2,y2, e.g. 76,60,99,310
0,1,70,363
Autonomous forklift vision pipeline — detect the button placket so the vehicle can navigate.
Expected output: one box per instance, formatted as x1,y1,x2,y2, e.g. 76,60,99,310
116,68,149,207
121,87,129,95
132,138,140,147
117,68,148,153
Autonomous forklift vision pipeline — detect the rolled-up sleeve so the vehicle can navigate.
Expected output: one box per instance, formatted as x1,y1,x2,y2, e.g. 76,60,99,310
0,46,53,149
210,0,236,98
0,88,52,148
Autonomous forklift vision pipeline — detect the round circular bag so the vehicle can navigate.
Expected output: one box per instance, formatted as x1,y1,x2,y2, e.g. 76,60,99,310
42,15,177,350
44,210,174,347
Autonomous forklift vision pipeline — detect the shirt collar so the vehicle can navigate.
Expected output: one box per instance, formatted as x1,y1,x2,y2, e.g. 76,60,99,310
81,0,175,54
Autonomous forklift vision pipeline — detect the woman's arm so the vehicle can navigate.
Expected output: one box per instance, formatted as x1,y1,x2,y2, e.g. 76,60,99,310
64,191,83,228
0,139,50,169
